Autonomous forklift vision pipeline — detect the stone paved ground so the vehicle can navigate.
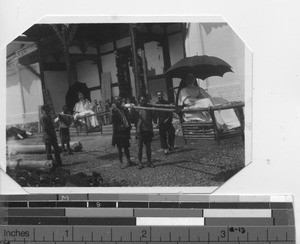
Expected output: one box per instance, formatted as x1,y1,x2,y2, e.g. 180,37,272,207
7,125,245,187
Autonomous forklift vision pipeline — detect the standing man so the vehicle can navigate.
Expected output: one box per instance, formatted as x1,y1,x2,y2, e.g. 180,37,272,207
111,96,133,168
155,91,175,155
40,104,62,167
132,95,154,169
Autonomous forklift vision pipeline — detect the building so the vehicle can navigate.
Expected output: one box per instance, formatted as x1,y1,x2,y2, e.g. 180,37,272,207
6,22,246,132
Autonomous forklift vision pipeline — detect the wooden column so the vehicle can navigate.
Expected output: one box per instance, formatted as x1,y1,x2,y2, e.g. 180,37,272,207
129,24,140,97
37,41,46,93
96,46,103,100
16,66,26,118
162,28,175,103
51,24,77,87
62,25,73,87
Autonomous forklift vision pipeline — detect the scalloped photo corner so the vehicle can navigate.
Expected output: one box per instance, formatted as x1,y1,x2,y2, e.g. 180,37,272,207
4,17,252,190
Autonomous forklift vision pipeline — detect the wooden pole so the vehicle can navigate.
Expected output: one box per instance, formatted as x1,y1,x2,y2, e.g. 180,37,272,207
7,160,54,172
62,25,73,87
129,24,140,97
7,141,82,155
132,106,175,112
162,26,174,103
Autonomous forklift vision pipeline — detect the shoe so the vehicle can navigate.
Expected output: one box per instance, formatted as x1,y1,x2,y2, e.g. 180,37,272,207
169,146,174,151
164,149,170,155
147,162,154,168
127,161,135,166
138,163,143,170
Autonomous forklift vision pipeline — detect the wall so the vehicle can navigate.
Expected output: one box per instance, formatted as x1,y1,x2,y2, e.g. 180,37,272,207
6,63,43,125
44,71,69,113
185,23,245,101
76,59,102,102
101,52,118,98
144,41,164,77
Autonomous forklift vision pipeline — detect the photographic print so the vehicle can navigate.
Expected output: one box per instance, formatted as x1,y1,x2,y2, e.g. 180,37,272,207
5,21,250,187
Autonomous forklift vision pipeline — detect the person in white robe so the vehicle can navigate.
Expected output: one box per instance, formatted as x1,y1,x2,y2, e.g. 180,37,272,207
179,73,240,130
73,92,99,128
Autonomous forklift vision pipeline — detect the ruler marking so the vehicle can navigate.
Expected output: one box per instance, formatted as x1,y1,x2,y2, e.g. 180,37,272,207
169,231,171,241
43,235,45,241
188,228,190,241
52,231,54,241
130,231,132,241
150,226,152,241
267,227,269,240
72,225,74,242
111,227,113,241
286,231,288,241
91,231,94,241
33,226,35,241
82,235,84,241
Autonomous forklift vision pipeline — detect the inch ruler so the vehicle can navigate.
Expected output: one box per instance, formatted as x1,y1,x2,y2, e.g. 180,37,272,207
0,194,296,243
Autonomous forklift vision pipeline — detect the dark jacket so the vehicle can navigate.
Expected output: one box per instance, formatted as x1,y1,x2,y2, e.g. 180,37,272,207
40,113,57,143
111,107,131,133
154,99,173,125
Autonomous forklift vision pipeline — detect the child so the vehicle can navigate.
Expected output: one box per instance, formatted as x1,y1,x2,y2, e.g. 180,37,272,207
55,105,73,156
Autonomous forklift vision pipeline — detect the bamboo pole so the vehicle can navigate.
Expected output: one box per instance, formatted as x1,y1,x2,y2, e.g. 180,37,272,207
131,102,244,113
132,106,175,112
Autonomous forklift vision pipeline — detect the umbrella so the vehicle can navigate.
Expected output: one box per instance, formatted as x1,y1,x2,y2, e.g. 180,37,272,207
65,82,91,112
164,55,233,80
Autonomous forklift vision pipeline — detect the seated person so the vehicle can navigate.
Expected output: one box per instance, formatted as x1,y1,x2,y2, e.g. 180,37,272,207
73,92,99,128
179,73,241,130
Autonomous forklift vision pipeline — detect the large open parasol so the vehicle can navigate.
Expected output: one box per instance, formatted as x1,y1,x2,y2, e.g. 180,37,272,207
164,55,233,80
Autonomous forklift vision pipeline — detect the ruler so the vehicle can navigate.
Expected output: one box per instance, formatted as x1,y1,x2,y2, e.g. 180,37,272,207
0,194,295,243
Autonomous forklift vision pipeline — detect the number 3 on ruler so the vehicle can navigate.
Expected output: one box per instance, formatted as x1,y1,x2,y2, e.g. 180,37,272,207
220,230,226,238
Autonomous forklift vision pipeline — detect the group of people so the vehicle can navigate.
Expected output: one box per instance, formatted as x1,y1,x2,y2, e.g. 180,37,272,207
40,90,176,170
40,91,109,168
92,99,112,125
111,91,176,170
40,73,240,169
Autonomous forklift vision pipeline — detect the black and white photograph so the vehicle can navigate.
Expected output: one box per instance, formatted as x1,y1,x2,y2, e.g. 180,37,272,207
5,22,249,187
